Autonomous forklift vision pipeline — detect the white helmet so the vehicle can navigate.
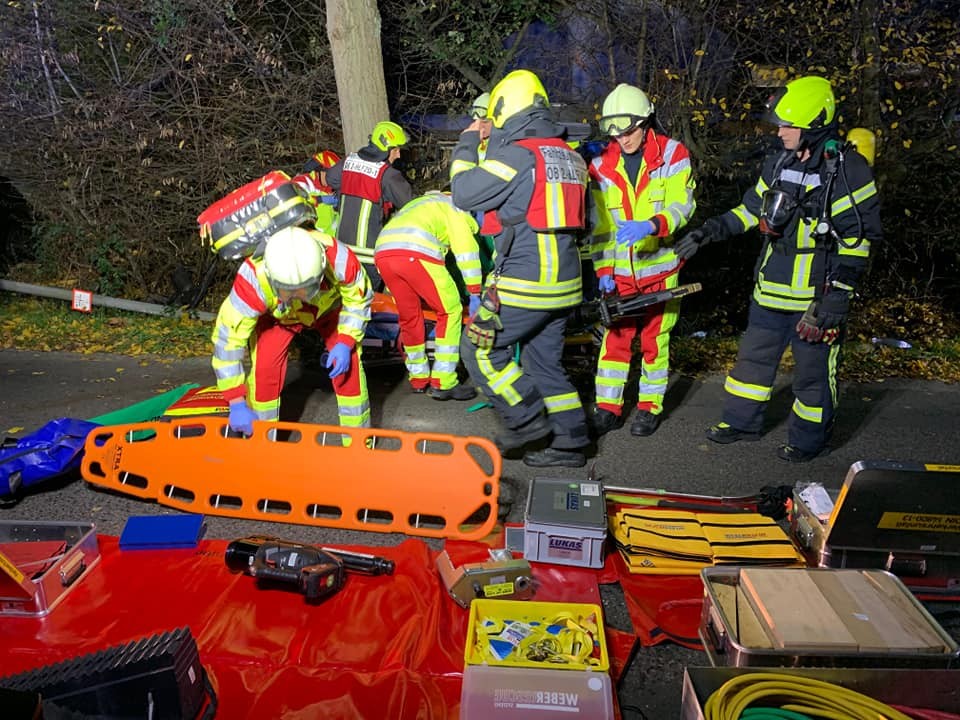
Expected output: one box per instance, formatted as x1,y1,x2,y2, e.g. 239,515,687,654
263,226,327,295
599,83,655,136
469,92,490,120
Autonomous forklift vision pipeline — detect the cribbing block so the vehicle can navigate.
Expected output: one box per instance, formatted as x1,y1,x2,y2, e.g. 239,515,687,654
0,627,208,719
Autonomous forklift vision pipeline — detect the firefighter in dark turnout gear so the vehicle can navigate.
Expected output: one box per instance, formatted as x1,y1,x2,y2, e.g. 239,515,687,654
675,76,881,462
326,121,414,291
450,69,591,468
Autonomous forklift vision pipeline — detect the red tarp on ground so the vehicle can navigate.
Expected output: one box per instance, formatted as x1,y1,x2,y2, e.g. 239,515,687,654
0,535,671,719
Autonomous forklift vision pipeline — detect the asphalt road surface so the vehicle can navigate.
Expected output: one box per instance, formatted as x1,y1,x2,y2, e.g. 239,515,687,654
2,347,959,717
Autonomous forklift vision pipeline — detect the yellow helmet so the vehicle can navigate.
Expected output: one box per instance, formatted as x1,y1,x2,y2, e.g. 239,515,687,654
487,70,549,128
370,121,408,151
599,84,654,136
764,76,836,130
847,127,876,166
469,92,490,120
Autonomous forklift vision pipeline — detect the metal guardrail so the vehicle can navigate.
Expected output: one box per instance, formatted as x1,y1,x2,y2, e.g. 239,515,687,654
0,279,216,321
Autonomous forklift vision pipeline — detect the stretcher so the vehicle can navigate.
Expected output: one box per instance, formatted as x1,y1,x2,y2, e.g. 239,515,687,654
81,418,501,541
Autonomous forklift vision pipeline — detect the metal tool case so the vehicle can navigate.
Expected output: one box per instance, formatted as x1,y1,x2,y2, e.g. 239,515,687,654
791,460,960,593
698,566,959,669
0,520,100,617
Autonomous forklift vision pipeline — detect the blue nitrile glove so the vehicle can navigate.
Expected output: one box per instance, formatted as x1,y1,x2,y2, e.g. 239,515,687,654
325,342,352,378
616,219,656,246
320,193,338,206
598,275,616,295
228,400,256,435
580,140,607,161
468,294,482,316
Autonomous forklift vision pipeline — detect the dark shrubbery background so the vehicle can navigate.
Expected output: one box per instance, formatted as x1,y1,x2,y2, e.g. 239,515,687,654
2,0,958,331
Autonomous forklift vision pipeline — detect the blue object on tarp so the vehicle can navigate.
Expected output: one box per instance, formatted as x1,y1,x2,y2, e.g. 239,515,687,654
119,513,206,550
0,418,100,500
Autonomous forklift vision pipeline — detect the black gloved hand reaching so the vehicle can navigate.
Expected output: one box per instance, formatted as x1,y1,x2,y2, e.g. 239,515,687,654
674,217,729,260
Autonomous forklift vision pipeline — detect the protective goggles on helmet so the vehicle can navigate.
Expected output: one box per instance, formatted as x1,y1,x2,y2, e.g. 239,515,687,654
599,114,647,137
270,276,322,301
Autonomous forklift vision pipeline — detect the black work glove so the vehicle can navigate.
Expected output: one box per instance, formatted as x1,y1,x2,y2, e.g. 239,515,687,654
796,291,850,344
757,484,795,521
466,305,502,350
674,217,729,260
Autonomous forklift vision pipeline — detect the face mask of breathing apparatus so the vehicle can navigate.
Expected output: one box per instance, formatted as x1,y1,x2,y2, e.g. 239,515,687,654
759,189,798,237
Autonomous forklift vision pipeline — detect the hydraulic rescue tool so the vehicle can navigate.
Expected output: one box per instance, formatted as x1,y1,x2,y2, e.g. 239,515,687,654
569,282,702,329
225,535,394,602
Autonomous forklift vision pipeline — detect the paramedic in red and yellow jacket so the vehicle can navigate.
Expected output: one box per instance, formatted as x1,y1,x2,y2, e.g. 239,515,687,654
588,84,696,439
374,191,482,400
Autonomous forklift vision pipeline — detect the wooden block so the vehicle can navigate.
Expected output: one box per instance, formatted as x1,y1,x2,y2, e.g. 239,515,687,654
735,584,775,649
709,580,774,649
740,568,858,650
861,570,947,652
812,571,926,652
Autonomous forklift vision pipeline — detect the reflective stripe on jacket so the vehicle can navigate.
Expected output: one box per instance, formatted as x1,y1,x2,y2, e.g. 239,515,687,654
450,123,586,310
211,231,372,400
374,193,483,294
715,144,880,312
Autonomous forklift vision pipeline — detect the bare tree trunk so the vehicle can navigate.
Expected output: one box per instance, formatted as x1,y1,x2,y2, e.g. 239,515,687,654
634,0,648,87
597,0,617,86
326,0,390,152
857,0,882,132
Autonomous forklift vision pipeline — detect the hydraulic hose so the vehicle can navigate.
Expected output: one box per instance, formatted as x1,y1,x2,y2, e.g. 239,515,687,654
703,673,914,720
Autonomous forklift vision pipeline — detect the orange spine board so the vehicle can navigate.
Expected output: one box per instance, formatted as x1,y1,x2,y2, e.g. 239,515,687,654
81,419,501,541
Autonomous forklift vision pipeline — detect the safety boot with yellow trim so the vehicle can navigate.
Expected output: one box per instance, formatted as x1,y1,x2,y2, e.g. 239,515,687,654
777,443,830,463
706,421,761,444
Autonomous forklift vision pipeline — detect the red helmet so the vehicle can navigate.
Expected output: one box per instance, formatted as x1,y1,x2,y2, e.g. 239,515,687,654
304,149,341,173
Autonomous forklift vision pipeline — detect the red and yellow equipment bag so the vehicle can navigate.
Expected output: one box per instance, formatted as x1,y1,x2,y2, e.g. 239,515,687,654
197,171,315,260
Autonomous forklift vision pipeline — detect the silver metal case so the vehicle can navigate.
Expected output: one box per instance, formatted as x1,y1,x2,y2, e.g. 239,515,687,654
0,520,100,617
791,460,960,593
698,565,959,669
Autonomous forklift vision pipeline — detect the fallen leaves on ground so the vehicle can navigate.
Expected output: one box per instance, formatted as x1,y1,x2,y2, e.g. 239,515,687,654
1,295,211,358
2,292,958,383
